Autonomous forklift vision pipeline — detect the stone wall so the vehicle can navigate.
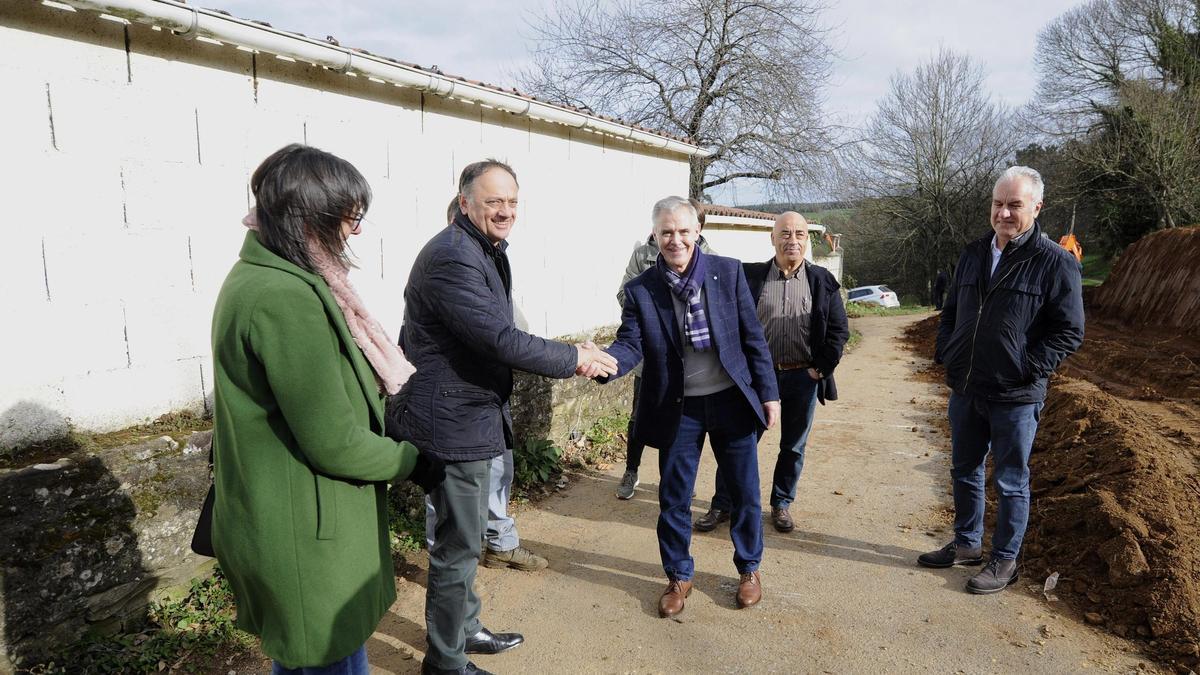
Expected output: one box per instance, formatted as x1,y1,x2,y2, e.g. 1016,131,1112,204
511,366,634,449
0,432,214,669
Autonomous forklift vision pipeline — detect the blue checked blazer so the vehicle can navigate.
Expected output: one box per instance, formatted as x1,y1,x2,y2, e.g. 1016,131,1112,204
602,253,780,449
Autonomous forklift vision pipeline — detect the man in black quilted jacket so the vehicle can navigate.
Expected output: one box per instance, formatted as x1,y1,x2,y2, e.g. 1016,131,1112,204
918,166,1084,594
396,160,616,675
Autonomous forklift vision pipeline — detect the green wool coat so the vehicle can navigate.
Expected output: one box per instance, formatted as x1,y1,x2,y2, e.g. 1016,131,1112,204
210,231,418,668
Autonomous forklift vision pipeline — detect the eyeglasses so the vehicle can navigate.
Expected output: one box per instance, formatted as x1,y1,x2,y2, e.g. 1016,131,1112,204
310,210,366,235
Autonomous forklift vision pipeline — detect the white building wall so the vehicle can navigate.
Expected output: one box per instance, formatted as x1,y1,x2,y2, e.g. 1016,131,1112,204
0,2,691,448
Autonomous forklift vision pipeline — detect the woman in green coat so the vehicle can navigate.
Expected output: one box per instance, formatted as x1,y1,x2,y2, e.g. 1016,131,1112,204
210,144,439,672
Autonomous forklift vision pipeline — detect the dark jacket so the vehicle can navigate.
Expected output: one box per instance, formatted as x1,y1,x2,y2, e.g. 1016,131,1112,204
935,223,1085,403
743,260,849,404
394,214,577,462
602,253,780,449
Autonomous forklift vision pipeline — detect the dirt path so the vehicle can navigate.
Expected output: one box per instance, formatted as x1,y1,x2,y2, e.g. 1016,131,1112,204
367,314,1157,674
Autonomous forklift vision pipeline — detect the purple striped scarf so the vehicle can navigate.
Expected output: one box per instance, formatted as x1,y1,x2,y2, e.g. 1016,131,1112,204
658,249,712,351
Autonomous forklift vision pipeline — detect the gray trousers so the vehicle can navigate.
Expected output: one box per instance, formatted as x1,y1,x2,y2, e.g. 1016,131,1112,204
425,459,489,669
425,449,518,552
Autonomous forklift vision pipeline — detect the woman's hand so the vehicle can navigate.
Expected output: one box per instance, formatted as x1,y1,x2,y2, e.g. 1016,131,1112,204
408,452,446,493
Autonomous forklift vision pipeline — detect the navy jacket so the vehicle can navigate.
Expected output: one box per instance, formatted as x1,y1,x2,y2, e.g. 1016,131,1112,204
743,260,849,404
935,223,1084,403
393,215,577,462
603,253,780,450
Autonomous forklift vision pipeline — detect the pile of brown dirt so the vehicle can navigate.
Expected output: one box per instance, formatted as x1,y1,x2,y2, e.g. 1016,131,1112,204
1059,316,1200,402
1091,227,1200,330
1024,377,1200,671
901,315,943,384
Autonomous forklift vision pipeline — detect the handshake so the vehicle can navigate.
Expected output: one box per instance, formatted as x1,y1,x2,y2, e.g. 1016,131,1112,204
575,341,618,378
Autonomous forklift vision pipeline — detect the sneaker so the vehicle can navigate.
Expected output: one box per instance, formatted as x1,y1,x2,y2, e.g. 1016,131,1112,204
483,546,549,571
966,558,1019,594
917,541,984,568
616,470,640,500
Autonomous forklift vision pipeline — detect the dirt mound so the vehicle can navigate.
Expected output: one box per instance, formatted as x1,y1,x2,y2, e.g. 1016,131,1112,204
901,315,943,384
1024,377,1200,671
1059,316,1200,402
1091,227,1200,330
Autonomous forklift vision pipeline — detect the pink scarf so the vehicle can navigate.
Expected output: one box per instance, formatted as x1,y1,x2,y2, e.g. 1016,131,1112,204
244,211,415,395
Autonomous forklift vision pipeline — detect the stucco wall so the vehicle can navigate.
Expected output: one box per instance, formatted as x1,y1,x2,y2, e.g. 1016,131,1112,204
0,2,690,449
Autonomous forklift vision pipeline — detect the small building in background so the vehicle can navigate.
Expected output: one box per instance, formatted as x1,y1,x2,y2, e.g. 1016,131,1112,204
700,205,844,281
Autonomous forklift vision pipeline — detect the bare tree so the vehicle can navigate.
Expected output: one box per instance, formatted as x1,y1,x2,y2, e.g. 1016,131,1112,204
841,49,1016,300
519,0,836,200
1031,0,1195,119
1027,0,1200,235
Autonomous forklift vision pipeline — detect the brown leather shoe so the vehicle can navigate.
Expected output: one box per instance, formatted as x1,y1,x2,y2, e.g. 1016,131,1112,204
736,571,762,609
771,506,795,533
658,579,693,618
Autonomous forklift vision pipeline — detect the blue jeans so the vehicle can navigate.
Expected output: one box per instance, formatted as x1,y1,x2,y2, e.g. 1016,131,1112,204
660,386,763,580
712,369,819,511
948,392,1042,560
272,645,368,675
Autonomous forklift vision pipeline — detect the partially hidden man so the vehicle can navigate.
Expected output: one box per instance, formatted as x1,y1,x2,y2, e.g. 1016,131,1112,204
696,212,849,535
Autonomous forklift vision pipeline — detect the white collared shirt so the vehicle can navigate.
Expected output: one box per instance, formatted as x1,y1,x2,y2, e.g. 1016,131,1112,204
990,235,1003,276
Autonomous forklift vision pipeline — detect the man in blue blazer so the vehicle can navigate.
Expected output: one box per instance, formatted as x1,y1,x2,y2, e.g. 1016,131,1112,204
599,196,780,618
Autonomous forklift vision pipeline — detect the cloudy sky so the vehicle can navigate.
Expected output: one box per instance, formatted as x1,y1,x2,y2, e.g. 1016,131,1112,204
215,0,1086,203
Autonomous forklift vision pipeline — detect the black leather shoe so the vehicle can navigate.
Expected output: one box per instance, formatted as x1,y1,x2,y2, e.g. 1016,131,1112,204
464,627,524,655
917,541,984,568
966,558,1020,594
694,508,730,532
421,660,494,675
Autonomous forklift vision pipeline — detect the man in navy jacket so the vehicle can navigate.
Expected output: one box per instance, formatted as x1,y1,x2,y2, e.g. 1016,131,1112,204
919,166,1084,594
696,212,849,535
600,196,780,618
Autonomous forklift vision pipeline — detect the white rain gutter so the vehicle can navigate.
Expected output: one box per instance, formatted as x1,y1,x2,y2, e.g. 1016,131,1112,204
53,0,711,158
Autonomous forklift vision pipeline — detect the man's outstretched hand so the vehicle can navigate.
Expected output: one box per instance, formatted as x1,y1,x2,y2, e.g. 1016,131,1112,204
575,341,618,378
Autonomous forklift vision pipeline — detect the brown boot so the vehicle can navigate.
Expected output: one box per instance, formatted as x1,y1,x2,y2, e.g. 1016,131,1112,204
658,579,693,618
736,571,762,609
771,506,795,533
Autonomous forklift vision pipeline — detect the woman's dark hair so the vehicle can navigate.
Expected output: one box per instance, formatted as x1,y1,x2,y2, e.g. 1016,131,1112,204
250,143,371,272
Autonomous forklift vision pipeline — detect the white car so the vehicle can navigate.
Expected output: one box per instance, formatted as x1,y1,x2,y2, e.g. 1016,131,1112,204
847,285,900,308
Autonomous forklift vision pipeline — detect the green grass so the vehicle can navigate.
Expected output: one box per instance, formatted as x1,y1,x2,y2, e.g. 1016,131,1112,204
845,328,863,352
387,489,427,554
562,412,632,472
801,208,854,223
1080,253,1113,287
43,568,257,673
844,303,931,318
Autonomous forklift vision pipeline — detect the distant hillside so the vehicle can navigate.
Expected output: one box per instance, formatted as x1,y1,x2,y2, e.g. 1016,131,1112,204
736,200,858,214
